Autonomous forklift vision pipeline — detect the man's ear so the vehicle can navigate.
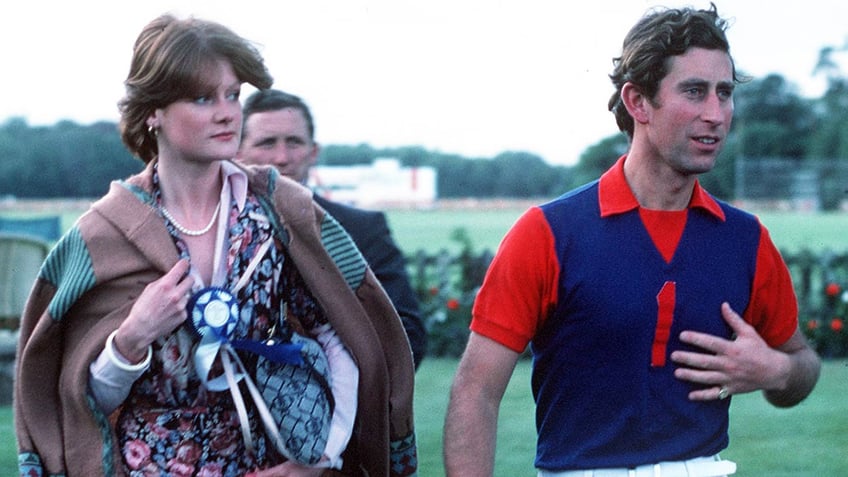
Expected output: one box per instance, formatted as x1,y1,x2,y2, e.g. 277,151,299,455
621,82,649,125
308,142,321,167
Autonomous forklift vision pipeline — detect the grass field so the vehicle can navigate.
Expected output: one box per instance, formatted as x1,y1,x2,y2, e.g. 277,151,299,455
2,358,845,476
4,201,848,255
384,207,848,255
414,359,848,477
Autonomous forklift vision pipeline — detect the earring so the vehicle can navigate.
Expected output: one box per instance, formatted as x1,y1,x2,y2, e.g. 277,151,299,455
148,124,158,137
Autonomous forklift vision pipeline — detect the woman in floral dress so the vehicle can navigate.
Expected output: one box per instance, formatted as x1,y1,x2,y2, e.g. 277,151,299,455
14,13,417,477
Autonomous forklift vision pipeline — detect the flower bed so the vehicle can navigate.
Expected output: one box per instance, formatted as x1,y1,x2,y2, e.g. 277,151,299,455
787,250,848,358
804,280,848,357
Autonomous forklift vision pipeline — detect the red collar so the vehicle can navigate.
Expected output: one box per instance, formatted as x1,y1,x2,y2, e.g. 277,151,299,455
598,156,725,221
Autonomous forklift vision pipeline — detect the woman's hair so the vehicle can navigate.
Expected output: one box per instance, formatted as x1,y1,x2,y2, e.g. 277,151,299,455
118,14,274,163
607,3,745,138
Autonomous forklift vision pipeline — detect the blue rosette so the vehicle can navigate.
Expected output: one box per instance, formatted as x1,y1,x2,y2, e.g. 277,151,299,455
189,287,242,391
188,287,240,342
189,286,304,392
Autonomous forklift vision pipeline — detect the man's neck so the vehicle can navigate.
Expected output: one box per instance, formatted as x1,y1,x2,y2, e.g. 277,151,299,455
622,154,696,211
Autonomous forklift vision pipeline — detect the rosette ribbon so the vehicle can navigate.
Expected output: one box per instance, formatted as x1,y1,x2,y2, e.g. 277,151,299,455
190,287,303,390
189,286,305,461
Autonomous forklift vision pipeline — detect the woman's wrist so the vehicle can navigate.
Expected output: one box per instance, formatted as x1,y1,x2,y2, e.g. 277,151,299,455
107,329,152,371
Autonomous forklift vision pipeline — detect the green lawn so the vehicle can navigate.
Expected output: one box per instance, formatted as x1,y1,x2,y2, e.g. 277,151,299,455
386,206,526,254
412,358,847,477
0,405,13,473
1,359,845,476
385,208,848,255
8,204,848,255
756,211,848,253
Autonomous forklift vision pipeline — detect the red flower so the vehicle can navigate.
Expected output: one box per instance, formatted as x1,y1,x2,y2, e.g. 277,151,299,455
825,283,841,297
166,459,195,477
446,298,460,310
830,318,844,333
124,439,152,470
429,286,439,296
806,320,819,330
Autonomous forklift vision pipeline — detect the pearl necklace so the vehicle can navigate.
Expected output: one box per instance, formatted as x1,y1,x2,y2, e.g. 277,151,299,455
160,200,221,237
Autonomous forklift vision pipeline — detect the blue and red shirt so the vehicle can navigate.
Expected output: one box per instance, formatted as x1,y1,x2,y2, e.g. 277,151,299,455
470,156,798,471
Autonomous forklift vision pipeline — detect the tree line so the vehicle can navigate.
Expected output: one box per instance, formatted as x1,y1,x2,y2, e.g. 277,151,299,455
2,45,847,206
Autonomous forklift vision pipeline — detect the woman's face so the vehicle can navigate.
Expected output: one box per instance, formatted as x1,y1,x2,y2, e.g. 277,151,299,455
149,59,243,164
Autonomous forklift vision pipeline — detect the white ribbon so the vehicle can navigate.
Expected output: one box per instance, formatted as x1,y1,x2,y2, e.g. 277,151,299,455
192,235,274,390
188,235,318,462
219,340,305,462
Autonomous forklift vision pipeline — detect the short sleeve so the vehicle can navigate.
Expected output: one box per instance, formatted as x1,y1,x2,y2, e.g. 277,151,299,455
743,224,799,347
470,207,559,353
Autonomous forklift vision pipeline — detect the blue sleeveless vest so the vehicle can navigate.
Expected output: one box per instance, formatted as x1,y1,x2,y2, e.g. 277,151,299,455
531,180,760,470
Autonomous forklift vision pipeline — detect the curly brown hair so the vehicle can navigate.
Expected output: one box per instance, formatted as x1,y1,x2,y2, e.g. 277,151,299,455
608,3,746,139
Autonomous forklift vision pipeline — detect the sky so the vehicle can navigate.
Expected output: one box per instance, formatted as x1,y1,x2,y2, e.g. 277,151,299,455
2,1,847,166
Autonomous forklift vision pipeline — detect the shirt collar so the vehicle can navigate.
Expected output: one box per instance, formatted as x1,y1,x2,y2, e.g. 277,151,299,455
220,160,248,212
598,155,725,221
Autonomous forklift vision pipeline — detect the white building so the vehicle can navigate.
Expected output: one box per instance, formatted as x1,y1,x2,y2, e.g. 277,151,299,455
309,158,436,208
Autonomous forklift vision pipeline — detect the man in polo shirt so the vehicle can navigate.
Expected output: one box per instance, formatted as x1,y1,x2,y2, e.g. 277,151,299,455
443,5,821,477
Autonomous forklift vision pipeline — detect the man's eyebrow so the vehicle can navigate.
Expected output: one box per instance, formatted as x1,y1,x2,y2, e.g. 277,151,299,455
255,136,278,145
677,78,735,91
678,78,709,88
717,80,735,91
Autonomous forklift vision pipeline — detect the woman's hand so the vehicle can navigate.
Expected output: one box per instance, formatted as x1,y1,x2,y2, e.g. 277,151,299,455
113,259,195,362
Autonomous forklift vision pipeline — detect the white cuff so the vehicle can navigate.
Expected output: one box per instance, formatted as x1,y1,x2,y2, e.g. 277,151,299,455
105,329,152,372
89,329,152,414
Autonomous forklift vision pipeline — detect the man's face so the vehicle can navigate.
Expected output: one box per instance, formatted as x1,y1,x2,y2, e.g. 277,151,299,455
237,107,318,184
642,47,735,176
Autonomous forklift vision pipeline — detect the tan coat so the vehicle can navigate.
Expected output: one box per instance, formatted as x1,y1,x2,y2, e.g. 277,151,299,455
14,161,416,476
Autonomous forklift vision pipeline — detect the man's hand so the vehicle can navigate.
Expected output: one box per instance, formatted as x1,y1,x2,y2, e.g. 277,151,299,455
670,302,791,401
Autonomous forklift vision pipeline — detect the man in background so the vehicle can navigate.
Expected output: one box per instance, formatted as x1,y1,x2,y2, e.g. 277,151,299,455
237,89,427,369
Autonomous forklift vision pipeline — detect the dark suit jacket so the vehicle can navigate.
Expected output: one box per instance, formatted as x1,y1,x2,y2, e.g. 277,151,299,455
314,194,427,368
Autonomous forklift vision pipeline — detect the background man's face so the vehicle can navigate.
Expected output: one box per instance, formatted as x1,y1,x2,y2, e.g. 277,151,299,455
238,107,318,184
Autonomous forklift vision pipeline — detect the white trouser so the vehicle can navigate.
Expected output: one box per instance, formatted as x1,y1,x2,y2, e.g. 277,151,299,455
538,455,736,477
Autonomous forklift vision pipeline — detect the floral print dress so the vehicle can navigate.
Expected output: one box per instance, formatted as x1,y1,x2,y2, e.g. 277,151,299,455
117,175,329,477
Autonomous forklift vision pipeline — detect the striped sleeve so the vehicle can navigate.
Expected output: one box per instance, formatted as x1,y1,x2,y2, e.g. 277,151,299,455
320,212,367,290
41,227,96,321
